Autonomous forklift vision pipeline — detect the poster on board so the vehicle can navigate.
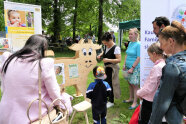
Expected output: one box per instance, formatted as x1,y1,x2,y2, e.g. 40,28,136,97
54,63,65,84
4,1,42,52
69,64,79,79
0,38,11,50
140,0,186,87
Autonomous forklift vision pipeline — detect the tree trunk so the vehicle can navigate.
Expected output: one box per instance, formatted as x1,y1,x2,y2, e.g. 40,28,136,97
53,0,61,43
98,0,103,45
35,0,39,5
89,24,92,32
73,0,78,43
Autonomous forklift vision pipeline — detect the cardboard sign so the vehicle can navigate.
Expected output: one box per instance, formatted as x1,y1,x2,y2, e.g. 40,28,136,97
55,39,101,98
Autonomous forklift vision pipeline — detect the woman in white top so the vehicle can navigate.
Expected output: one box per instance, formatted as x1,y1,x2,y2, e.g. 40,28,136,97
97,32,121,108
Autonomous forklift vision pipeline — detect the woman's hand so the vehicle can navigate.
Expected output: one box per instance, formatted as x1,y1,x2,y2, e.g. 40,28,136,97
97,54,102,60
123,65,126,71
103,58,109,63
128,67,134,74
54,105,65,113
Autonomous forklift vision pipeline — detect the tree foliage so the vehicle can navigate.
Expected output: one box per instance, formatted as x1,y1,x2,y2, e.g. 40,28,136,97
0,0,5,31
0,0,140,43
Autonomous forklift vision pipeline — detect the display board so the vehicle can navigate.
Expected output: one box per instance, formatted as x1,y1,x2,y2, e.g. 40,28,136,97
140,0,186,86
55,39,101,98
4,1,42,51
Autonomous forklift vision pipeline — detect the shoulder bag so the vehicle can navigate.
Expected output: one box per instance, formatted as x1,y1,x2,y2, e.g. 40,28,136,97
27,62,68,124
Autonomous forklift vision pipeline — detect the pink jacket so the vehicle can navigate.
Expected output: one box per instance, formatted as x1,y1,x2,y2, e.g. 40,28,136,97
137,59,166,102
0,52,61,124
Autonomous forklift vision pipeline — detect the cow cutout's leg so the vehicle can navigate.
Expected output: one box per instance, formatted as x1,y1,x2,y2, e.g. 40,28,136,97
73,85,83,97
76,84,87,99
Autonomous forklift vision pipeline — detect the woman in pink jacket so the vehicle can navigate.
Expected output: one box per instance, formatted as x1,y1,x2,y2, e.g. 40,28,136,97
137,42,166,124
0,35,65,124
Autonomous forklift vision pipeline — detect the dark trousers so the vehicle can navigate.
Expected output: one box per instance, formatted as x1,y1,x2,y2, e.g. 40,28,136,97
92,106,107,124
138,99,152,124
138,99,168,124
104,67,114,103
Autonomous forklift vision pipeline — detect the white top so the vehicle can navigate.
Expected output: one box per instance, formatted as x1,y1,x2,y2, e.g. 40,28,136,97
105,45,121,54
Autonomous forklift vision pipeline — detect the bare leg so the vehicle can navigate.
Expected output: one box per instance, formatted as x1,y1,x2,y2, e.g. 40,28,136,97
131,84,139,107
126,82,134,102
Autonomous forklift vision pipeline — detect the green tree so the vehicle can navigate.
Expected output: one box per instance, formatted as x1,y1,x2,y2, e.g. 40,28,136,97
0,0,140,43
104,0,140,24
72,0,78,42
98,0,103,44
53,0,61,42
75,0,99,37
0,0,5,31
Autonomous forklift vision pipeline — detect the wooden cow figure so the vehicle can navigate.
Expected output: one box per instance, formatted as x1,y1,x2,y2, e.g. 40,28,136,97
55,39,101,98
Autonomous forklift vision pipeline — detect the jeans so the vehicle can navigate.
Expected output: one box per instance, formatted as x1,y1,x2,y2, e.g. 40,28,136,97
165,105,183,124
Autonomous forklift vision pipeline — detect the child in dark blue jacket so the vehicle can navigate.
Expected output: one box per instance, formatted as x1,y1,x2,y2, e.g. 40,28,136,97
86,66,111,124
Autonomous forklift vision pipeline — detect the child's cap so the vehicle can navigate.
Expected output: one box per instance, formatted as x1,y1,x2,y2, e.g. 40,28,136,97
93,66,106,79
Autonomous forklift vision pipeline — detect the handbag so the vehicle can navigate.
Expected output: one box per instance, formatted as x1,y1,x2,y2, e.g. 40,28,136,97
129,105,140,124
27,62,68,124
122,70,130,79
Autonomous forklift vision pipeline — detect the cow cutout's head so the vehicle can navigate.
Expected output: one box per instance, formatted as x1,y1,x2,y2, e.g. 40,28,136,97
69,39,101,69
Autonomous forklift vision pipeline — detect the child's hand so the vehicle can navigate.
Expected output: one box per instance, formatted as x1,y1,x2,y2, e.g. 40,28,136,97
138,97,142,100
136,94,142,100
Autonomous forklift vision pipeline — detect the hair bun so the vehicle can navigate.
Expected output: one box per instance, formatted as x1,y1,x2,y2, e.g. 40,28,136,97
105,32,111,37
101,32,113,41
171,21,185,34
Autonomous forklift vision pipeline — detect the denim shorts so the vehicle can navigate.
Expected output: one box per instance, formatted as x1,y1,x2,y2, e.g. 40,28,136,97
125,67,140,85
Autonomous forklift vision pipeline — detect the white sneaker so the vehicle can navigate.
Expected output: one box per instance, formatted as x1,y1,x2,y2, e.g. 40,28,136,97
107,102,114,108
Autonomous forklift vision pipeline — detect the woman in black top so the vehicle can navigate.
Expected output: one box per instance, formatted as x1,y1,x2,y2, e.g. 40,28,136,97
97,32,121,108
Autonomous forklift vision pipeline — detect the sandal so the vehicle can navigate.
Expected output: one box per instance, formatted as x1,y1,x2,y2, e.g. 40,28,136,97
123,100,133,103
128,104,139,110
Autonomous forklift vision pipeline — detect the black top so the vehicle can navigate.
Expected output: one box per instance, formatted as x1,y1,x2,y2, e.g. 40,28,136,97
103,45,116,65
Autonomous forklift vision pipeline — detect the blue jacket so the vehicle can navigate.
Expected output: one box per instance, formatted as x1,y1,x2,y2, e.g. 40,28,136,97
86,79,111,111
149,50,186,124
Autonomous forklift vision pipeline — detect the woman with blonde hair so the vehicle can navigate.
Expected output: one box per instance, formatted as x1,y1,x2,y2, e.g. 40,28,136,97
123,28,140,110
149,21,186,124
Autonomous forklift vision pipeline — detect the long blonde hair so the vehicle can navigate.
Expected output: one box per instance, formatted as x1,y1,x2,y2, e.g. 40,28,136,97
129,28,139,41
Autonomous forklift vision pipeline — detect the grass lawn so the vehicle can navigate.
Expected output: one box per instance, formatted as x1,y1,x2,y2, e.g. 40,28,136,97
0,46,134,124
